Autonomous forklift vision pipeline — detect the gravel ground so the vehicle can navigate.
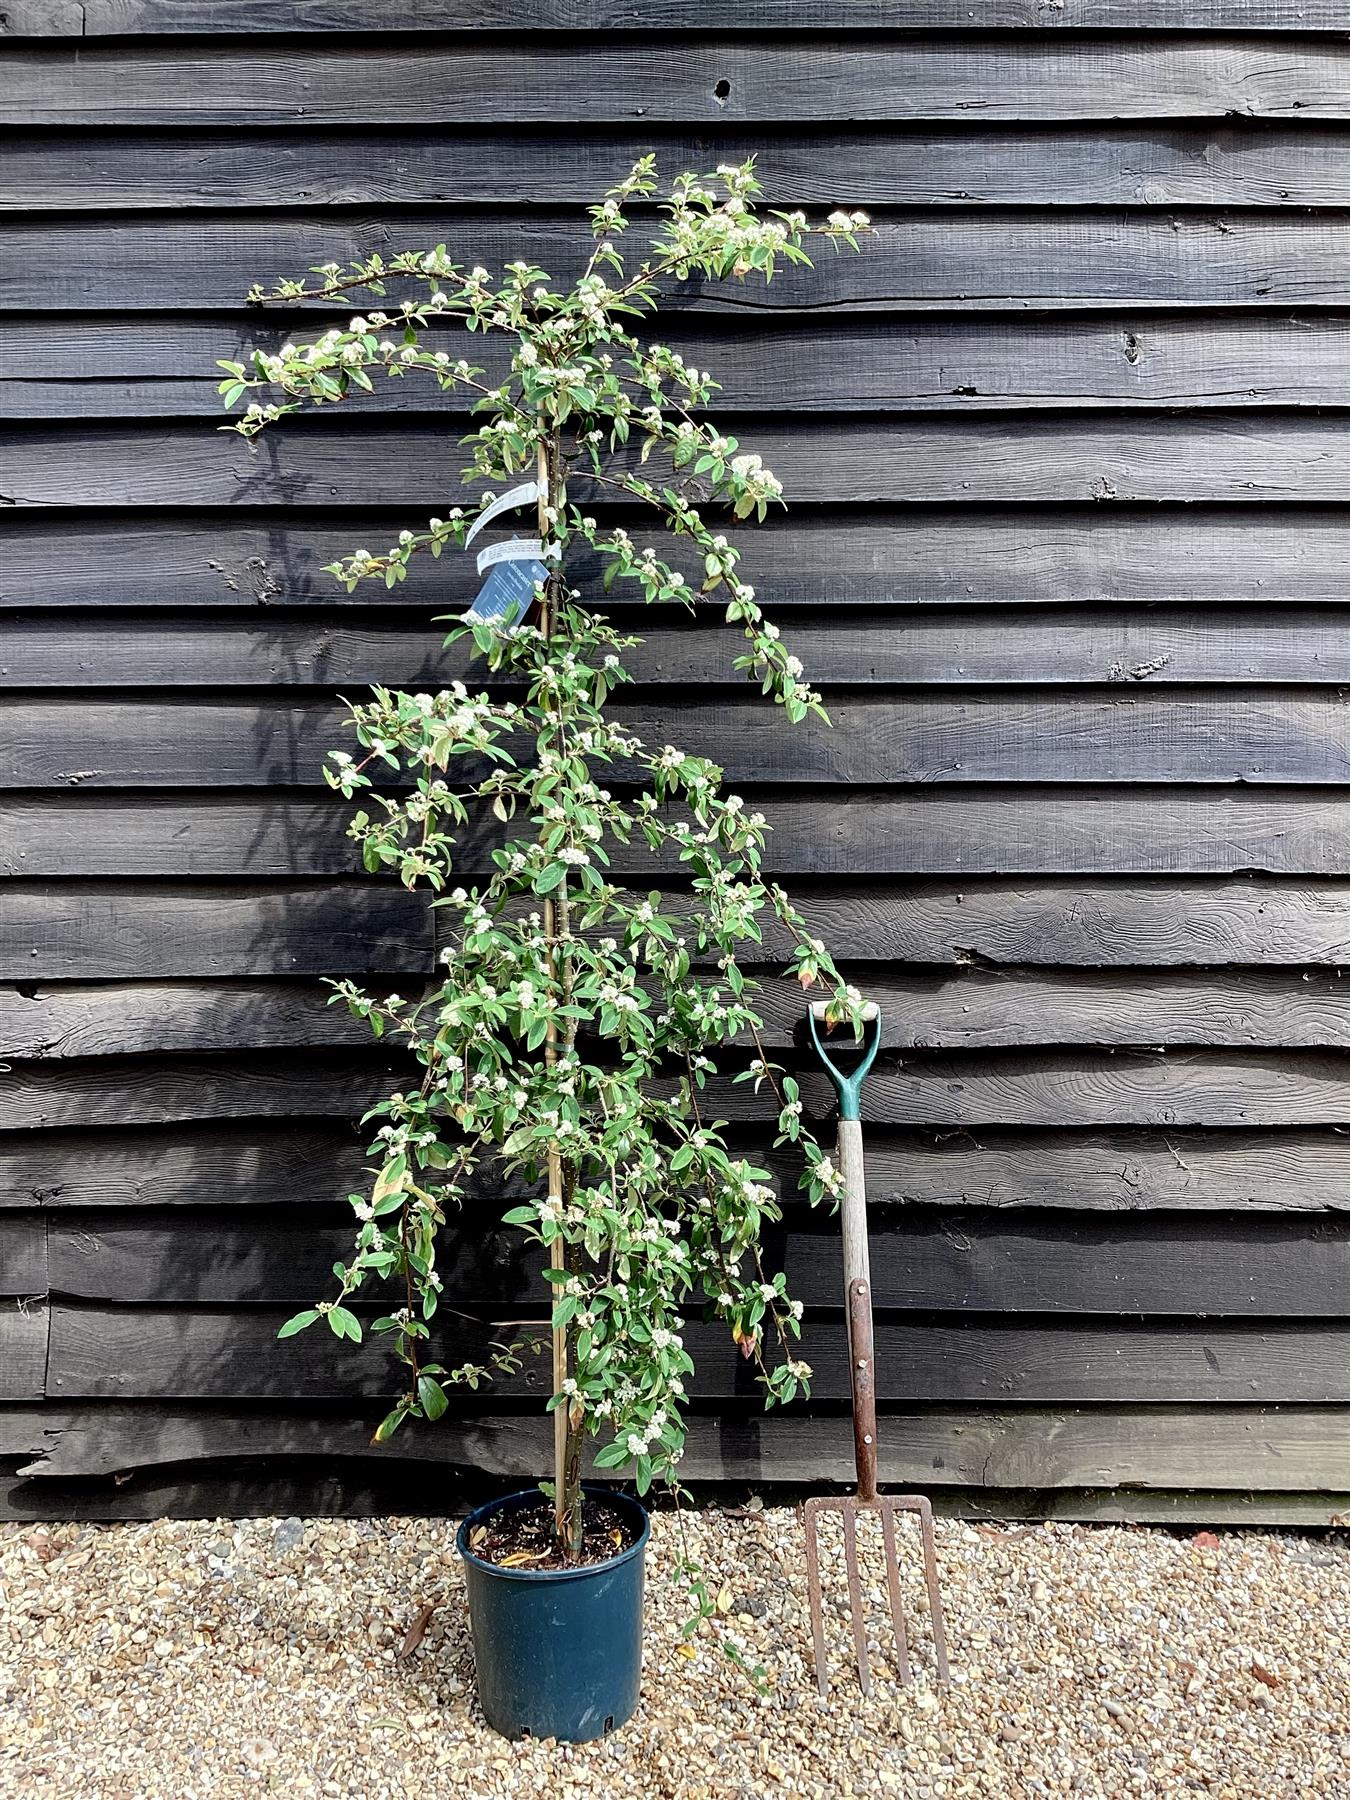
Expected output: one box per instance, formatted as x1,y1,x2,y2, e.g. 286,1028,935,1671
3,1506,1348,1799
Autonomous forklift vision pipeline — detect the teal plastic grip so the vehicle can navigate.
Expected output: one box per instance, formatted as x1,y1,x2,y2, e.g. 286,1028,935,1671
806,1006,881,1123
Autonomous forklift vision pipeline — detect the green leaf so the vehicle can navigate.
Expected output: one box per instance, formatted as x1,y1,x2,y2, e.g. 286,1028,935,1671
328,1306,363,1342
417,1374,449,1421
373,1407,405,1443
277,1309,319,1339
372,1156,407,1206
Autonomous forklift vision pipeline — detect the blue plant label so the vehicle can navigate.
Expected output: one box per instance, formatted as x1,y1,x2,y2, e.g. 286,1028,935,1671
463,557,549,633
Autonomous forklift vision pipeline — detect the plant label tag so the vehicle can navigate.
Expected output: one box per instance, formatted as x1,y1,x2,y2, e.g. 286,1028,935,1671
463,479,543,549
463,557,548,633
476,535,547,576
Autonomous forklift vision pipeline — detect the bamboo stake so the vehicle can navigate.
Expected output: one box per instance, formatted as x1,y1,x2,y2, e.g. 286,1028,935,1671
536,433,569,1549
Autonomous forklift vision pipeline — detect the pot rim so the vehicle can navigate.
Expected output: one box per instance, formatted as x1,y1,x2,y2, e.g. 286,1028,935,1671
456,1483,651,1584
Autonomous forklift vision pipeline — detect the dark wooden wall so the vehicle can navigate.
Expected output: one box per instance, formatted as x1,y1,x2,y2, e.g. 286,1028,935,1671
5,4,1350,1521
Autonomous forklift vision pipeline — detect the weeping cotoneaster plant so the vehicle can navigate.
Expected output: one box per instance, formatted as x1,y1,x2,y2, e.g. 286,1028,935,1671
221,160,871,1596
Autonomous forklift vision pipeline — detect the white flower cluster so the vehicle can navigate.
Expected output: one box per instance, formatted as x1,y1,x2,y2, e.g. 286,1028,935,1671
728,451,784,503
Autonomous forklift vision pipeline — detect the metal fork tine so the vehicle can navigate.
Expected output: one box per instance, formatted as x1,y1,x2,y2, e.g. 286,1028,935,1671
915,1498,951,1686
840,1506,871,1695
880,1503,913,1688
803,1502,830,1699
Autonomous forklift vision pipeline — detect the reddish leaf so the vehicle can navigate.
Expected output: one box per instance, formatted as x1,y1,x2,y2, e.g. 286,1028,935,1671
1192,1530,1220,1551
399,1602,437,1660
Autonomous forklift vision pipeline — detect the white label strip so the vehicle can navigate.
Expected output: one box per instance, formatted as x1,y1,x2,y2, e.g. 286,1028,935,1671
463,480,543,548
476,536,549,575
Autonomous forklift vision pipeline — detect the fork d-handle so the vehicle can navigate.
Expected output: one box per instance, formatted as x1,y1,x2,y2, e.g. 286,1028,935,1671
838,1116,880,1504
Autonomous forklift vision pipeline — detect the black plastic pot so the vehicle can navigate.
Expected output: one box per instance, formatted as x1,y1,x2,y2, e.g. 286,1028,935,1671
456,1485,650,1741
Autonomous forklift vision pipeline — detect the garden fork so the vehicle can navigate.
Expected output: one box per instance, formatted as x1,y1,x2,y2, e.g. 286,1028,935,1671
802,1001,950,1697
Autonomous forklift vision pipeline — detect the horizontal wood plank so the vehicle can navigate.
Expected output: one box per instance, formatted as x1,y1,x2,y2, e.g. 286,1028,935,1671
50,1206,1350,1317
15,416,1350,508
9,509,1350,610
10,40,1350,127
7,1,1348,30
10,212,1350,312
15,1402,1349,1495
0,1055,400,1132
843,1128,1350,1213
15,127,1350,213
22,316,1350,420
0,981,370,1059
8,1117,1350,1212
0,1122,375,1209
12,691,1350,788
842,1051,1350,1130
11,790,1350,878
762,968,1350,1050
11,1047,1350,1131
782,876,1350,968
0,882,428,980
10,967,1350,1059
45,1304,1350,1401
17,606,1350,690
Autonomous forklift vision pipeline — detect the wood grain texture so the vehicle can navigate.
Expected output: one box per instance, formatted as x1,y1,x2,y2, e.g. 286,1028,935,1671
836,1128,1350,1213
756,968,1350,1051
8,509,1350,610
833,1051,1350,1130
9,1119,1350,1213
0,1055,400,1132
15,1403,1349,1494
0,882,430,979
14,790,1350,878
17,606,1350,690
0,1308,48,1400
782,877,1350,967
0,1215,47,1295
0,1122,375,1209
15,127,1350,212
9,40,1350,127
11,967,1350,1061
14,416,1350,508
45,1304,1350,1402
10,1047,1350,1133
11,212,1350,312
0,982,371,1059
11,691,1350,788
7,1,1348,30
21,316,1350,421
49,1206,1350,1317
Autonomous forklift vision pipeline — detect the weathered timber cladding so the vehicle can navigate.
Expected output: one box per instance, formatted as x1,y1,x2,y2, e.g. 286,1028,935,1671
5,8,1350,1521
